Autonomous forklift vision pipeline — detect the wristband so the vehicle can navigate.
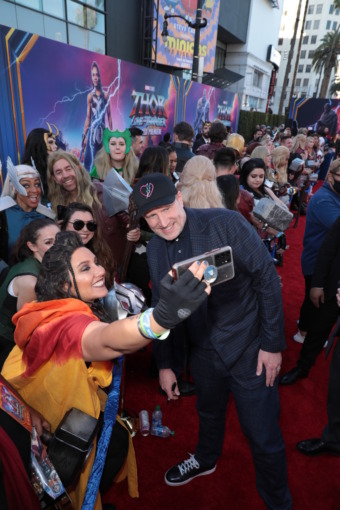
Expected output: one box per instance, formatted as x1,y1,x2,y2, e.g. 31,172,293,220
138,308,170,341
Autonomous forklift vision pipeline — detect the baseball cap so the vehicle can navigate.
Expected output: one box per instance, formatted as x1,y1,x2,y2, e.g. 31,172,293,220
132,173,177,218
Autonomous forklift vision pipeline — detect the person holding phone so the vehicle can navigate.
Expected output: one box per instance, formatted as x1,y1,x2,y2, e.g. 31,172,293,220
131,173,292,510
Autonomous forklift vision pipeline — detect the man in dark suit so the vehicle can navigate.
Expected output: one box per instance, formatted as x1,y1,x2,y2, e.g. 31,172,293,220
132,174,292,510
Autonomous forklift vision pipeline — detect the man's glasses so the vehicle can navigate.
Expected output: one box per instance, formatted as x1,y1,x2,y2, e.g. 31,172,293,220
69,220,97,232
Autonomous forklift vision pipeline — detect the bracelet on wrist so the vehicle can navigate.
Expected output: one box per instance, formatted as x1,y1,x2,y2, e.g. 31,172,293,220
137,308,170,341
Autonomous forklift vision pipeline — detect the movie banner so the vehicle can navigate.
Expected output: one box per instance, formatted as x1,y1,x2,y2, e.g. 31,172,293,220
155,0,220,74
184,81,239,137
0,23,239,184
289,97,340,137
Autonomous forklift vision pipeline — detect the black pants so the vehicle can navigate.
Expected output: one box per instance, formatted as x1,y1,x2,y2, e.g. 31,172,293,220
298,275,316,332
297,297,339,373
99,420,129,493
322,336,340,450
190,347,292,510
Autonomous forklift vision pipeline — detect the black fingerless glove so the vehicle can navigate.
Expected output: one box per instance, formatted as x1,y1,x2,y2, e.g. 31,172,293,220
153,269,208,329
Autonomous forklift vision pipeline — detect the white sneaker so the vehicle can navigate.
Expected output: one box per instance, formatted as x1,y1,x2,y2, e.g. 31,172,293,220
293,331,306,344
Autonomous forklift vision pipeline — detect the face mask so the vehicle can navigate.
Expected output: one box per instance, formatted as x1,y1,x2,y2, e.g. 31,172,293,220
332,179,340,194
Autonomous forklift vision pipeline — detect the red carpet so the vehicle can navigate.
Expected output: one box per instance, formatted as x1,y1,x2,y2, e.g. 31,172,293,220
104,202,340,510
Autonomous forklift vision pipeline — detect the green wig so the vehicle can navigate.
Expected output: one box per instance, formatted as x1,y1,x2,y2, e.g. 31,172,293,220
103,128,132,155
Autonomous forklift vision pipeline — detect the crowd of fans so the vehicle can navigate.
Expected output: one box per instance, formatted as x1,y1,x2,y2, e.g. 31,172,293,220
1,116,340,510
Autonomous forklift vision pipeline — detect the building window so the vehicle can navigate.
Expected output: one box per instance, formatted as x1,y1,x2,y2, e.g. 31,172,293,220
308,50,314,59
278,38,283,45
298,65,304,73
336,9,340,15
313,20,320,30
330,5,334,14
303,78,309,87
316,4,322,14
253,69,263,88
215,46,226,69
303,35,309,44
306,65,312,73
308,5,314,14
333,21,338,30
311,35,317,44
326,20,331,30
295,78,301,87
300,50,306,59
6,0,106,53
305,20,312,30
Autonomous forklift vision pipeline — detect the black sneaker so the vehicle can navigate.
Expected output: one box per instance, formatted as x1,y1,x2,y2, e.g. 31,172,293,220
164,453,216,486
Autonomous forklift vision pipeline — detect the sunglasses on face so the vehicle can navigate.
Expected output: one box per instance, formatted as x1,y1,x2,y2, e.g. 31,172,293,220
69,220,97,232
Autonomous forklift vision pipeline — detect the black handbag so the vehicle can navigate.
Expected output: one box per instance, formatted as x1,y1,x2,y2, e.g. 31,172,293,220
42,408,100,488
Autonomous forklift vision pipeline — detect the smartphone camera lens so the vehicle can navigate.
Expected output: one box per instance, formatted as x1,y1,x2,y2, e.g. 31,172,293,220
204,265,218,284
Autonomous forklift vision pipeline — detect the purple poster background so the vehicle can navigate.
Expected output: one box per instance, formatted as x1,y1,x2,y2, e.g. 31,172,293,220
289,97,340,137
0,23,239,182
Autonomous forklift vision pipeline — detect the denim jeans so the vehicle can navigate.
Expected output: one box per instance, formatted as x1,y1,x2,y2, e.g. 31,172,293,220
190,347,292,510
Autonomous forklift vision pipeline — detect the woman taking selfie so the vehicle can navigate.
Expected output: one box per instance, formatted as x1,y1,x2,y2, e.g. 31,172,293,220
2,231,210,509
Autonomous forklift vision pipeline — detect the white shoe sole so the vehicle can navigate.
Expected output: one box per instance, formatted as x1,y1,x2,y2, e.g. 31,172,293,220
293,332,306,344
164,465,216,486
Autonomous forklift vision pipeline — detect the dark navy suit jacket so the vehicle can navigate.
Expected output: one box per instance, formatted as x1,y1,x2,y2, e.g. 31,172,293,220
147,207,286,378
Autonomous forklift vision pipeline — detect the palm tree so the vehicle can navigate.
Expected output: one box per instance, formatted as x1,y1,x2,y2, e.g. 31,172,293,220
329,80,340,95
312,30,340,97
312,0,340,97
278,0,303,115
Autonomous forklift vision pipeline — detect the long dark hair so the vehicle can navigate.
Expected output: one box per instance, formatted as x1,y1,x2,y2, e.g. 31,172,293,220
217,175,240,211
59,202,116,286
10,218,57,265
35,231,111,322
136,146,170,178
22,128,50,191
240,158,266,197
35,231,83,302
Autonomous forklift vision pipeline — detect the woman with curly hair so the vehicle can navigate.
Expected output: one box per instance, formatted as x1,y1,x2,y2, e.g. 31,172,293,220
91,128,139,185
178,156,224,208
1,231,210,509
59,202,116,286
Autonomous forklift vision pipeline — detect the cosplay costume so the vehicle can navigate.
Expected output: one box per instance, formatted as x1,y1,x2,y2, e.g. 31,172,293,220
83,89,108,171
0,197,54,262
0,159,55,261
2,298,138,509
90,129,133,268
90,128,132,180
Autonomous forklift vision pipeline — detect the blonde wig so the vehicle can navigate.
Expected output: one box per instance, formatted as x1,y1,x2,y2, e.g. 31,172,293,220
47,150,101,212
178,156,224,209
93,145,139,184
250,146,270,173
271,146,290,186
291,134,306,153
